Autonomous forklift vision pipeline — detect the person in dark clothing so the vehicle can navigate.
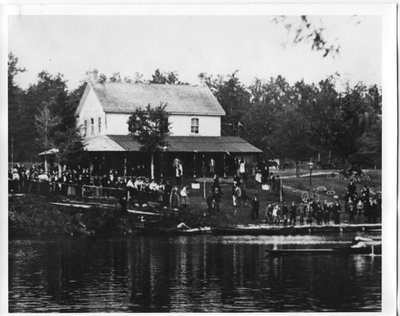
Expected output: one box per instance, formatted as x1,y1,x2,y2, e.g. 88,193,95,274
348,180,357,198
281,202,288,225
289,202,297,226
250,195,260,220
361,185,370,201
370,198,379,223
233,174,241,186
207,193,216,214
315,202,323,225
270,173,276,191
119,196,127,213
332,199,341,224
364,197,373,223
163,180,172,207
212,187,222,213
324,201,332,225
211,175,222,194
101,174,110,198
114,177,125,199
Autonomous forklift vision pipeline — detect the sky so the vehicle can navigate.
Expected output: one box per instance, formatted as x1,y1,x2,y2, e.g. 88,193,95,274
8,15,381,91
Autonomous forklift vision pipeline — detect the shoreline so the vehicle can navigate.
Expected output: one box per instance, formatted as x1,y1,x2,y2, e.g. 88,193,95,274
9,193,381,239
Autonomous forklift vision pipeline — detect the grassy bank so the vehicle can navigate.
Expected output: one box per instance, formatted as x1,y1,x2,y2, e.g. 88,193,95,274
9,170,381,237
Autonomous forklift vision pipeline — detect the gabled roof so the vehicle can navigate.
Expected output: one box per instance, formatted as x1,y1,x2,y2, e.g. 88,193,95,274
85,135,262,153
76,82,225,116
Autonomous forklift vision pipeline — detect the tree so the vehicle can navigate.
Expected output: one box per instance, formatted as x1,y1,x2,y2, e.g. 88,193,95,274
34,102,60,171
109,72,121,83
8,53,26,163
128,104,170,179
150,69,187,85
200,71,250,136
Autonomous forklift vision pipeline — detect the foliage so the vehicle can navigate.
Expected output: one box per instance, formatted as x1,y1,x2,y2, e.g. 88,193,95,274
127,103,170,153
201,70,382,168
150,68,188,85
34,101,60,151
273,15,341,57
8,55,86,164
8,52,381,169
8,53,26,161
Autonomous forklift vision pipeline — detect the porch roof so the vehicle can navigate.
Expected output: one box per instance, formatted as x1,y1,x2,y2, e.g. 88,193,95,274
85,135,262,154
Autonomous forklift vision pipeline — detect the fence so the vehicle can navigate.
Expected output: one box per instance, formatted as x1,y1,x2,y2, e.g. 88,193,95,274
9,179,127,199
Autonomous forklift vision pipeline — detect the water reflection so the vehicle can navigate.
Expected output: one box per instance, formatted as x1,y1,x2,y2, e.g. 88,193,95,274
9,235,381,312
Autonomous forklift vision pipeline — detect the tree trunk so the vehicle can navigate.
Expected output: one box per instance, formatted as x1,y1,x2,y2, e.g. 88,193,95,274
150,153,154,179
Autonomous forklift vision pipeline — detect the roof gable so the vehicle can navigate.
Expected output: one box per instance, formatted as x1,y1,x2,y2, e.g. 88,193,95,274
85,82,225,116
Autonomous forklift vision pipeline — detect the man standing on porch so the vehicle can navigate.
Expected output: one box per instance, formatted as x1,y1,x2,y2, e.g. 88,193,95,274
174,159,183,186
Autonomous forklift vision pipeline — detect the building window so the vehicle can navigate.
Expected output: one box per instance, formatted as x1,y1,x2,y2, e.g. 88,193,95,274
98,117,101,133
191,118,199,134
91,118,94,135
84,120,87,136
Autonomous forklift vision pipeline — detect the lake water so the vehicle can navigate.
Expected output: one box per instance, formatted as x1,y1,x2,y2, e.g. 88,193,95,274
9,234,381,312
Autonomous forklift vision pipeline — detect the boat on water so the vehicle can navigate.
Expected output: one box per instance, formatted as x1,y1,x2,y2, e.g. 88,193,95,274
212,223,382,236
135,222,211,236
265,237,382,256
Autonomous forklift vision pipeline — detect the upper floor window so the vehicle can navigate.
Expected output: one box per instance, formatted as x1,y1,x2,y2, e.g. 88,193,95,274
91,118,94,136
84,120,87,136
98,117,101,133
191,118,199,134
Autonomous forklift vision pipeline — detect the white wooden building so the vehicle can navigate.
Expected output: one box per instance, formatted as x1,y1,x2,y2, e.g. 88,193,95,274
75,81,262,178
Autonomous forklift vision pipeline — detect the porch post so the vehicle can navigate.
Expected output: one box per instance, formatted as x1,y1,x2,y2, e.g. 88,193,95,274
223,152,226,178
124,153,127,177
193,150,197,178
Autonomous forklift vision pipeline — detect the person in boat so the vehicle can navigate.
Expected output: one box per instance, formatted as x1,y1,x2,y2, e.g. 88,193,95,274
250,194,260,220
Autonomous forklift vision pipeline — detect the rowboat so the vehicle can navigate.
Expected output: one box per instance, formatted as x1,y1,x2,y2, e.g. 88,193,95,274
266,237,381,256
136,225,211,236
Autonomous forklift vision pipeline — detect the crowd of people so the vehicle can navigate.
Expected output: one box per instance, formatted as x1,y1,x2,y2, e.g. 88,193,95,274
8,163,193,211
9,161,381,225
344,180,381,224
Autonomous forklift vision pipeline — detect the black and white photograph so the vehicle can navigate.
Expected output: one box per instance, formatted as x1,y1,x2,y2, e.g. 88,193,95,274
2,2,397,314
